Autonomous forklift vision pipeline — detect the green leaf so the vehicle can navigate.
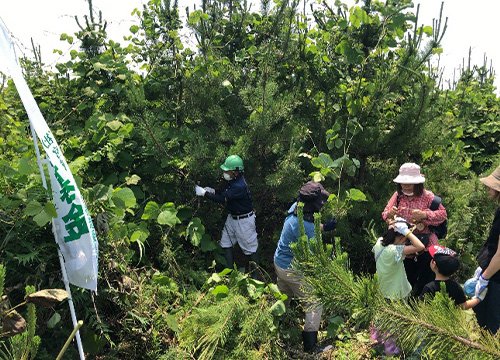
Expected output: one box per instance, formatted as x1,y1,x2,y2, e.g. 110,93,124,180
69,156,87,173
157,208,180,227
130,228,149,243
270,300,286,316
311,153,334,169
33,209,52,227
112,188,136,209
130,25,140,34
422,25,433,36
349,7,369,29
200,234,217,252
18,157,34,175
348,188,367,202
310,171,325,182
142,201,159,220
211,285,229,299
152,273,178,292
187,217,205,246
25,200,43,216
44,202,58,218
47,312,61,329
106,120,123,131
165,314,179,332
335,40,362,64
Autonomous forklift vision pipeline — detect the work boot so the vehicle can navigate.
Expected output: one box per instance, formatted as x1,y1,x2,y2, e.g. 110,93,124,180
302,331,318,353
223,247,234,269
245,252,261,280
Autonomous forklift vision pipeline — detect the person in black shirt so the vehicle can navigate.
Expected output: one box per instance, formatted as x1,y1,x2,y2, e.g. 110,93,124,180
467,165,500,333
195,155,258,274
420,245,487,309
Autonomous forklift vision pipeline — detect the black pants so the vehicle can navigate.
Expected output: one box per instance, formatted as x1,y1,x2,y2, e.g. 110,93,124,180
404,251,435,296
474,280,500,334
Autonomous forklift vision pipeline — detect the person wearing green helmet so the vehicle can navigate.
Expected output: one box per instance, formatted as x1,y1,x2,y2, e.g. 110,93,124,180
195,155,258,275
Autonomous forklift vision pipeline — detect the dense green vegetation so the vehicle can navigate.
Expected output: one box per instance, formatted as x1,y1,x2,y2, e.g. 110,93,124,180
1,0,499,358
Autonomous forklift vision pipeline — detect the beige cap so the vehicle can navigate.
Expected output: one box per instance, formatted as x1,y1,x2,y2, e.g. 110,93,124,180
480,166,500,192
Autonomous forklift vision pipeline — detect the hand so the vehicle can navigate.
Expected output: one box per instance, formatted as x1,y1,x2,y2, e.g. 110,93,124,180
204,187,215,194
473,287,488,302
195,185,206,197
474,275,489,297
387,206,398,219
411,209,427,222
473,266,483,279
323,218,337,232
393,219,410,236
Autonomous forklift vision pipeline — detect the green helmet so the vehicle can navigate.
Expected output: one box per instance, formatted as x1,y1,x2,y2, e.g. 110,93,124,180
220,155,244,171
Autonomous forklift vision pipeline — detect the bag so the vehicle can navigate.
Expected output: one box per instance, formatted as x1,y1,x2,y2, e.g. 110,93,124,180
428,195,447,239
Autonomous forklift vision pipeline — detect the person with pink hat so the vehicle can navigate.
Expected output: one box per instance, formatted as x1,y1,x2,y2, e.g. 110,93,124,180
382,163,447,295
467,165,500,333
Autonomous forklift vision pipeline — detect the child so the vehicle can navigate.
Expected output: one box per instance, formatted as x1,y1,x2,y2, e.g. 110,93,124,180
420,245,488,309
371,217,425,355
373,217,425,300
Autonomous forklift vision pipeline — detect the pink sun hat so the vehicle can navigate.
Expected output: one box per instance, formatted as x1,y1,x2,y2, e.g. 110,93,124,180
393,163,426,184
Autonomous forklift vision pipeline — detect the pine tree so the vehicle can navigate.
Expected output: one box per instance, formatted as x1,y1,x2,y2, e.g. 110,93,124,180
292,213,500,359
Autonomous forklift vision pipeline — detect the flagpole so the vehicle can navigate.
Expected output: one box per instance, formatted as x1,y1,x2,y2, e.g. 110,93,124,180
31,126,86,360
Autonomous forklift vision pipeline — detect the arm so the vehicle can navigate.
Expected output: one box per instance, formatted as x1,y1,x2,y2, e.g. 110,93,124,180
481,235,500,280
423,202,447,226
382,192,398,222
460,298,481,310
402,231,425,255
204,183,247,204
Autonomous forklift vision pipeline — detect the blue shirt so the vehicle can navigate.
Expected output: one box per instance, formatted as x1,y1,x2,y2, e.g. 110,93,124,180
204,175,253,215
274,203,316,269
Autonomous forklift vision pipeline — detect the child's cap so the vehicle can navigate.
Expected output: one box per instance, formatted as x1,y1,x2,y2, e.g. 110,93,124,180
429,245,460,276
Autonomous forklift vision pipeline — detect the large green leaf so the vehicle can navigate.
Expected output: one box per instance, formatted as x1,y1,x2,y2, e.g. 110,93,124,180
25,200,43,216
142,201,160,220
157,208,180,227
130,228,149,243
311,153,334,169
112,188,136,209
348,188,367,202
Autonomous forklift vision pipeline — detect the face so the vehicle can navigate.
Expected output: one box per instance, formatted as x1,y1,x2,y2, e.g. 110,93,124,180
223,171,233,181
401,184,415,195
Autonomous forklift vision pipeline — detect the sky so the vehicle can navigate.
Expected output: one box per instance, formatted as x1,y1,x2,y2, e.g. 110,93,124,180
1,0,499,92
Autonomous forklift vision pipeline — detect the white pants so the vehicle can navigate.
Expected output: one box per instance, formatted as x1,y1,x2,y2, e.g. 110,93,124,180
275,263,323,331
220,213,258,255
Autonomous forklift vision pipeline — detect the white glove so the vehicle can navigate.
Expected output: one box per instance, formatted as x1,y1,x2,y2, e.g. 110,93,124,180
473,266,483,279
393,217,410,236
204,187,215,194
473,287,488,302
475,275,489,297
195,185,206,197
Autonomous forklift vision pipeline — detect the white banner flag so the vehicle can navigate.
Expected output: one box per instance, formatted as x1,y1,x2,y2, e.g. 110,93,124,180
0,21,98,291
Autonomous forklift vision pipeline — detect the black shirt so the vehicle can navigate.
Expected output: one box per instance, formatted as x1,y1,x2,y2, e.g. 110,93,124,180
420,279,466,306
477,207,500,283
204,175,253,215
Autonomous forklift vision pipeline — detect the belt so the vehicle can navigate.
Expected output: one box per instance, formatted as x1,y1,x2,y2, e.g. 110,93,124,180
231,211,254,220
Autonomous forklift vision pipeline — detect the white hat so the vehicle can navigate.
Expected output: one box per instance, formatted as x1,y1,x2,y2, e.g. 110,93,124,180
393,163,425,184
